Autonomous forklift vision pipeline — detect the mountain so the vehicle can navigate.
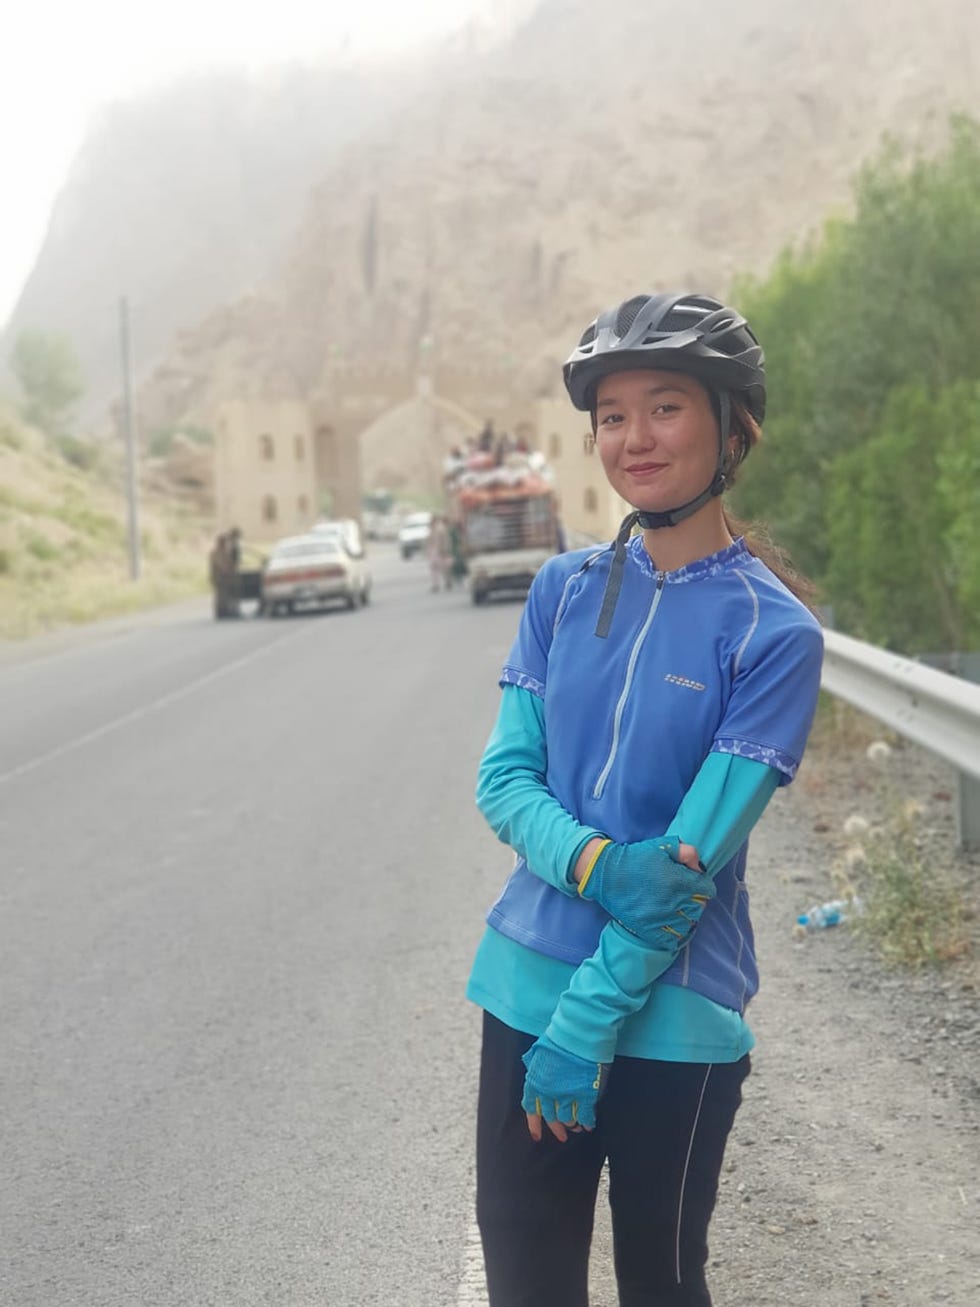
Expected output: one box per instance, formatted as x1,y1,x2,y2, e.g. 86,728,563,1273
138,0,980,433
2,60,428,418
8,0,980,434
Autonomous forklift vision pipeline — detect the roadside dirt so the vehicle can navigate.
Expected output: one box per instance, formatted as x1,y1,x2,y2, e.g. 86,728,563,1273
589,726,980,1306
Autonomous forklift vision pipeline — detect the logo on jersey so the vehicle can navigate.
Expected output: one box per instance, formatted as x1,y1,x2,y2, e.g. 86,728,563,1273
664,673,706,692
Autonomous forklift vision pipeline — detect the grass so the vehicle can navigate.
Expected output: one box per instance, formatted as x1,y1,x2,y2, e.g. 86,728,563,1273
843,798,971,967
0,550,210,640
0,409,213,640
808,708,974,969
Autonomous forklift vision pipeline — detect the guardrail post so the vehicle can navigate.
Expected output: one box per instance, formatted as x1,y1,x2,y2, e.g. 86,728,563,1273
954,654,980,852
957,771,980,851
918,652,980,852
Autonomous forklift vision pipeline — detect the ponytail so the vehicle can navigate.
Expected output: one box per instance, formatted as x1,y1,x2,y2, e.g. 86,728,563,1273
726,401,819,612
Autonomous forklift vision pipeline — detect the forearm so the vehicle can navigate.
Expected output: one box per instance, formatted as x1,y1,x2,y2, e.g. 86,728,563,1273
545,754,780,1062
545,923,675,1063
476,685,603,894
667,751,779,875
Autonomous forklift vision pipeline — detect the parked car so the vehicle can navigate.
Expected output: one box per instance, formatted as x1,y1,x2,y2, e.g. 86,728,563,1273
398,510,433,560
261,534,371,615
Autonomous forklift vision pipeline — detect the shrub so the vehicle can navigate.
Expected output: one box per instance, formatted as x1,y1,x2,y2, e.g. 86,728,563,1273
846,797,970,967
25,534,60,562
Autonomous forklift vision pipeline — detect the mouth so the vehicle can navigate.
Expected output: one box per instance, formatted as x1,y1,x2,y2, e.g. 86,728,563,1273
625,462,669,477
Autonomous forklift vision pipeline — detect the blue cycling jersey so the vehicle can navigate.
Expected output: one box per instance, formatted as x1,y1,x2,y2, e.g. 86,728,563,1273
484,534,824,1014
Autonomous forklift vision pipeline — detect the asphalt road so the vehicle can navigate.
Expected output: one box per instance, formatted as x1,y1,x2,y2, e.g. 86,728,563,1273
0,547,519,1307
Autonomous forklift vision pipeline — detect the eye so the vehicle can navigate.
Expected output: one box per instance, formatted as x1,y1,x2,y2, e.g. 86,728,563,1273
653,402,680,416
598,411,623,427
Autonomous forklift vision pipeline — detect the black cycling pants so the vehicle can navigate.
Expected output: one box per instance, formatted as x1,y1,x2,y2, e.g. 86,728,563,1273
476,1012,750,1307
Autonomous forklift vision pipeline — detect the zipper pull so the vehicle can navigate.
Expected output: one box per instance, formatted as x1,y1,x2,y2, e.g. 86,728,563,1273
656,571,666,589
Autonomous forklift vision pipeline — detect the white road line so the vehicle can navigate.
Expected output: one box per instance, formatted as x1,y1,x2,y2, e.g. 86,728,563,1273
0,626,309,788
456,1214,488,1306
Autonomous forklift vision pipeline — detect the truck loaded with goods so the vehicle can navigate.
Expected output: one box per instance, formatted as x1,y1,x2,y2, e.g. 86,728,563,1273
445,448,562,604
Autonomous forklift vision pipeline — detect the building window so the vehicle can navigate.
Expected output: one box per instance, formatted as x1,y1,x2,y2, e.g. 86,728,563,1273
262,494,278,523
548,432,561,459
260,433,275,461
584,487,599,514
298,494,309,518
316,425,337,478
294,434,305,460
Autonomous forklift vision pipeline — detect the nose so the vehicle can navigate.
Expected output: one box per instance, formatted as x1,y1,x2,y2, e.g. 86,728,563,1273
623,411,659,452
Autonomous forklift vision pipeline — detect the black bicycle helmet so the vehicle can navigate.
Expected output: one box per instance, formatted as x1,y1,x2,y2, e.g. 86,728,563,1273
563,291,765,423
563,292,766,637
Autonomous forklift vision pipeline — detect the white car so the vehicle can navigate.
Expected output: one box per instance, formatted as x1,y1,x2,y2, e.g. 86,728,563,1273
398,511,433,560
261,534,371,615
311,517,364,556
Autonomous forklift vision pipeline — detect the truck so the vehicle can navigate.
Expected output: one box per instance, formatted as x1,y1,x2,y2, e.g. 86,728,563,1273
447,450,562,605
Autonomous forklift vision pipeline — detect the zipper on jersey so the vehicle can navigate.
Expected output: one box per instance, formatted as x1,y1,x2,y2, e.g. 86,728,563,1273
592,570,666,800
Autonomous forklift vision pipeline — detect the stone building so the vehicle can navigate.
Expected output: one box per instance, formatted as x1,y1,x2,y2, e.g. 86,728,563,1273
534,397,628,545
213,398,319,541
209,364,532,539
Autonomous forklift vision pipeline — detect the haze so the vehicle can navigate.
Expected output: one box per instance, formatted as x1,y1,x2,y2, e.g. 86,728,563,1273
0,0,504,326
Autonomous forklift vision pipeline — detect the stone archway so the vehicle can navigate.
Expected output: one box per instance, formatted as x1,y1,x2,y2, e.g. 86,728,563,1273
310,362,531,519
357,392,484,507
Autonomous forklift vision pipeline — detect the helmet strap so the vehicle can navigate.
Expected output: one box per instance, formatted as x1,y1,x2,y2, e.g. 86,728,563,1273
594,511,639,638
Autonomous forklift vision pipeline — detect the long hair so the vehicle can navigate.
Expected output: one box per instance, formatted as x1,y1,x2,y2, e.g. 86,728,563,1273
724,401,817,610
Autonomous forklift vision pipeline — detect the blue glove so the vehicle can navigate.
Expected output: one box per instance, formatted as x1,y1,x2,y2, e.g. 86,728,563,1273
578,836,715,946
521,1034,609,1130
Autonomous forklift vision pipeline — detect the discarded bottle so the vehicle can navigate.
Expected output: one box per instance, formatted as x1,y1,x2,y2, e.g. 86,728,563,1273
796,898,856,931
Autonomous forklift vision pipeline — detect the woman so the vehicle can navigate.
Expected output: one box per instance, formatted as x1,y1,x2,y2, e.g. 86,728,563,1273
467,292,824,1307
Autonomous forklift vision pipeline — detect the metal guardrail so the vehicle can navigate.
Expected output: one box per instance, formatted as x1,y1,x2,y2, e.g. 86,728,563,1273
821,630,980,848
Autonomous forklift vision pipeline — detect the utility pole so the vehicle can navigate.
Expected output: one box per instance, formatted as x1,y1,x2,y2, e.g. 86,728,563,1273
119,296,142,580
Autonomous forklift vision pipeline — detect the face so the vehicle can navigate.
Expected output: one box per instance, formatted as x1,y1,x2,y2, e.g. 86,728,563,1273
594,369,723,513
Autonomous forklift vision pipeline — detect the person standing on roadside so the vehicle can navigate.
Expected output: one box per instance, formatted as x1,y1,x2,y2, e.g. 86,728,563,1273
428,513,452,592
224,527,242,617
209,531,229,619
467,292,824,1307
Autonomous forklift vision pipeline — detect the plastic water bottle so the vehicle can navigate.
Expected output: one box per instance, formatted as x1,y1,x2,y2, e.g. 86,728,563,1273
796,898,852,931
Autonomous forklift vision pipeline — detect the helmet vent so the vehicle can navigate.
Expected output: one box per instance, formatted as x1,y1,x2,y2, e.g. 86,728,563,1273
615,296,649,338
653,307,700,335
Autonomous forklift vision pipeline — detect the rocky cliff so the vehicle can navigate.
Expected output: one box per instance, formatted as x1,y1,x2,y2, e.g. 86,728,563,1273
8,0,980,432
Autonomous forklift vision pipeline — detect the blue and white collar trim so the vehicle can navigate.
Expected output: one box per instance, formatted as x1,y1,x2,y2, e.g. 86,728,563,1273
627,534,751,584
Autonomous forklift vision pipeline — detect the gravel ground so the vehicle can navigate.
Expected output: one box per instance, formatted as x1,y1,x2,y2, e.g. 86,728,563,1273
590,721,980,1306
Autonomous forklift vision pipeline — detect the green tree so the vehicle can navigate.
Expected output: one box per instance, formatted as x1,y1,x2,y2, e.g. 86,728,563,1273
10,330,85,437
825,384,959,653
935,381,980,650
730,115,980,650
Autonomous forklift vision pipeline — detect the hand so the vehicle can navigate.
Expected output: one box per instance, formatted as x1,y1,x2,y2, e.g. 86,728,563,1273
521,1035,609,1142
577,835,715,946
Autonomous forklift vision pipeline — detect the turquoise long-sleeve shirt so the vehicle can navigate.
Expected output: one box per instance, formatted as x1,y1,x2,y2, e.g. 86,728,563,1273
467,683,780,1063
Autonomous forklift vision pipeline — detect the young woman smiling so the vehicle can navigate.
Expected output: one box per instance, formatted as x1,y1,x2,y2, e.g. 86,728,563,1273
467,292,824,1307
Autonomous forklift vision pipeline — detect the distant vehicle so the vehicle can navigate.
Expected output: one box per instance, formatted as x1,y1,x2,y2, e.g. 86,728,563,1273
398,511,433,560
363,510,400,541
261,534,371,615
311,517,364,557
446,452,561,604
362,488,400,541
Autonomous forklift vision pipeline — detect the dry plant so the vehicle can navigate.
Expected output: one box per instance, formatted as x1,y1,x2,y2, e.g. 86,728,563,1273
831,744,971,968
